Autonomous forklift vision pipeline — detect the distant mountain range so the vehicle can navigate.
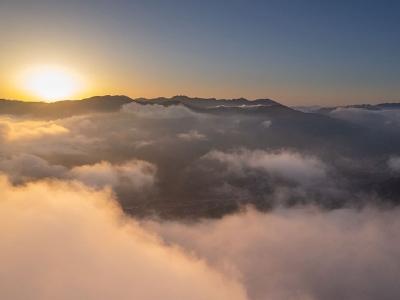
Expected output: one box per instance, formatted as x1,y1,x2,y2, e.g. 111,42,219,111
1,95,398,118
2,94,398,151
313,102,400,114
0,95,133,117
0,95,303,119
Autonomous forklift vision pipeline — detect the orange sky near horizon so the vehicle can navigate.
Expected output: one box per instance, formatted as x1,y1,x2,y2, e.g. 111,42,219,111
2,61,389,106
1,0,400,106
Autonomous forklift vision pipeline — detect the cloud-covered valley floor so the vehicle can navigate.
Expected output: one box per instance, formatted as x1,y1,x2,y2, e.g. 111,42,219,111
1,96,400,299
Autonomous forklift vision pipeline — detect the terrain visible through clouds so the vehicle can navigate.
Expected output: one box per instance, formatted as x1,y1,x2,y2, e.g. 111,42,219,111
1,95,400,299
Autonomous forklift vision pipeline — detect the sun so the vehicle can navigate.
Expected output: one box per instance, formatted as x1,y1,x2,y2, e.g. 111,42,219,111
22,65,82,102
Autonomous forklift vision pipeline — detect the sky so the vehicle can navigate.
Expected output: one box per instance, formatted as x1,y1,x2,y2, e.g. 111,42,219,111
0,0,399,105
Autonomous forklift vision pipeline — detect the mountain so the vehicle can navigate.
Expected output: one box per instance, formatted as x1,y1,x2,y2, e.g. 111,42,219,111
135,95,280,108
0,95,383,144
0,95,294,118
135,95,300,118
0,95,133,118
0,95,360,140
313,102,400,114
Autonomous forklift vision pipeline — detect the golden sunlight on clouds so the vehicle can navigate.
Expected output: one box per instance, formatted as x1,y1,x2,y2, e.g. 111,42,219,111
0,117,69,141
19,65,84,102
0,176,247,300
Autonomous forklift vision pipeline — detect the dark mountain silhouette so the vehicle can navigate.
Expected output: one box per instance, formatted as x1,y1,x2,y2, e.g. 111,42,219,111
0,95,286,117
0,95,366,146
0,95,133,118
3,95,397,119
0,95,394,146
0,94,358,120
135,95,280,108
135,95,300,118
315,102,400,114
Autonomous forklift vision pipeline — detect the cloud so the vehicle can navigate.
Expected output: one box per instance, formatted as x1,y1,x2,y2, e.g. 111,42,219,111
388,156,400,172
261,120,272,128
0,102,398,217
329,107,400,128
2,172,400,300
1,101,400,300
0,154,67,183
69,160,157,190
122,102,198,119
0,176,247,300
177,130,207,141
0,116,98,158
204,149,327,186
147,207,400,300
0,155,157,197
0,117,69,141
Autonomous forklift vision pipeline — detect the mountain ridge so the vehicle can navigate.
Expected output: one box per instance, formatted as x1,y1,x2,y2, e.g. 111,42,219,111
0,95,290,118
314,102,400,114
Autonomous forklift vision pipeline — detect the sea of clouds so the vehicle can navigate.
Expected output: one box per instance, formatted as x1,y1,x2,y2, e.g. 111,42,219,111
1,102,400,299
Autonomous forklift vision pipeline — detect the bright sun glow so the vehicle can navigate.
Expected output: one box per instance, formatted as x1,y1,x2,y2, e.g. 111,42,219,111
22,65,82,102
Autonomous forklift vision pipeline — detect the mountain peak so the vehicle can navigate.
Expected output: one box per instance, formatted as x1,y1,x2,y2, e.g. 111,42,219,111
0,95,292,118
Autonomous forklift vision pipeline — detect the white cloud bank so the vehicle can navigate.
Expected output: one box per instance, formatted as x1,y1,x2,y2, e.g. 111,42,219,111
0,117,69,141
122,102,197,119
204,149,327,186
0,155,157,193
330,107,400,127
1,171,400,300
147,207,400,300
0,176,247,300
69,160,156,190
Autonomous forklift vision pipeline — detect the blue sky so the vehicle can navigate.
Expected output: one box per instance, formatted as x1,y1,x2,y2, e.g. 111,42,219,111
1,0,399,105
